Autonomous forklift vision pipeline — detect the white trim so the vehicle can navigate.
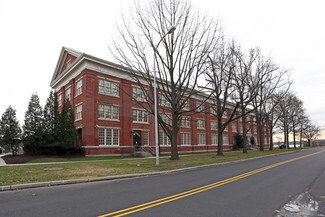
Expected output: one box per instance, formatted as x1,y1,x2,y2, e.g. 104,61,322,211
83,146,134,148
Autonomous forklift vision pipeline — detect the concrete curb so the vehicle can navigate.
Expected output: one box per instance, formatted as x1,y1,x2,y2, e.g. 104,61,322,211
0,150,300,192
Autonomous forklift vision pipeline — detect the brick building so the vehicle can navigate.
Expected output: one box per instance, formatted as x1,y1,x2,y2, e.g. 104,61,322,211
50,47,270,156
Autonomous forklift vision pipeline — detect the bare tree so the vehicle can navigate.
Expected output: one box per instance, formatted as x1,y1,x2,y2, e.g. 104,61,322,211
205,41,240,156
289,96,304,148
112,0,220,160
275,92,297,149
266,90,291,151
302,121,321,146
252,54,290,151
298,114,309,148
231,45,261,153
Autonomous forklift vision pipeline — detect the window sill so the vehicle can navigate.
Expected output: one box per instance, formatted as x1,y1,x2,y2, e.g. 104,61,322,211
75,119,82,122
98,145,120,147
98,118,120,122
132,121,149,124
98,92,120,98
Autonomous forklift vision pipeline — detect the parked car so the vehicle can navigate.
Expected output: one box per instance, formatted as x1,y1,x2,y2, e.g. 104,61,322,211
278,143,286,149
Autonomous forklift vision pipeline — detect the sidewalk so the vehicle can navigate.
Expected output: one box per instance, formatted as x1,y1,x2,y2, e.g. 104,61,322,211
0,155,7,166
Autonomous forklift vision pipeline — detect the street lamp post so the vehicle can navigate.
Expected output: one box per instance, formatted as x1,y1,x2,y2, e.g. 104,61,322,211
154,26,176,166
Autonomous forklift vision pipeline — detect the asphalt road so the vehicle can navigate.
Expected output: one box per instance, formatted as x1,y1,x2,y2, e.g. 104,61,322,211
1,148,325,217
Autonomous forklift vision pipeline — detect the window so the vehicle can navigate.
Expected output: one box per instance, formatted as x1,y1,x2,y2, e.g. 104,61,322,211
158,93,171,107
181,133,191,145
197,134,206,145
58,93,62,107
133,109,148,123
161,113,172,126
98,128,119,146
264,137,268,145
143,131,149,146
196,102,204,113
197,119,205,129
159,131,171,146
65,88,71,101
99,79,119,97
211,134,218,145
211,121,217,131
223,135,229,145
132,87,147,102
210,107,217,116
224,123,228,132
181,100,190,110
254,127,257,134
247,116,251,122
75,104,82,121
232,124,237,132
253,116,256,122
180,117,190,128
222,111,228,118
75,79,82,96
98,104,119,120
240,125,243,133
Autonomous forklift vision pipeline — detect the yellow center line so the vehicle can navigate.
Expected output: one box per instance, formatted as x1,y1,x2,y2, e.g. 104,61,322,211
98,149,325,217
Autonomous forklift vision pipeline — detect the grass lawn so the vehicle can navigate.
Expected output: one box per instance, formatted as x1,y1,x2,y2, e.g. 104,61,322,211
0,148,306,186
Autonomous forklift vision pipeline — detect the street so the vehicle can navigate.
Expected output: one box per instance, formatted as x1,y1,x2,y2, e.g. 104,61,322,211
1,148,325,217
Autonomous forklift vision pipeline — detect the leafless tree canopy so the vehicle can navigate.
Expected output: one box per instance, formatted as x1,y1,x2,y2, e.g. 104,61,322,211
112,0,221,159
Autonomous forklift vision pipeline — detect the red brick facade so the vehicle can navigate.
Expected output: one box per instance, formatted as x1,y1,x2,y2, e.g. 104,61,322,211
51,47,270,156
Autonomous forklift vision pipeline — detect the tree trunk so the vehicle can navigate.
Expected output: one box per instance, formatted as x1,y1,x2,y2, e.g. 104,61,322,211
170,114,179,160
300,126,302,148
258,121,264,151
269,127,273,151
241,108,247,154
217,121,224,156
286,123,290,149
293,128,296,149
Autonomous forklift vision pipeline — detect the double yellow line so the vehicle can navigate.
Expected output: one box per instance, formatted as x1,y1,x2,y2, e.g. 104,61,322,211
98,149,325,217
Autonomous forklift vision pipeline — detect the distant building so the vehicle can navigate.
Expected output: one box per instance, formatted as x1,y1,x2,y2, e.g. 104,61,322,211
50,47,270,156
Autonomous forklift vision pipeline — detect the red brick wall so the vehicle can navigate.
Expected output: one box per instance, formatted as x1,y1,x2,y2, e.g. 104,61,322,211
56,67,271,156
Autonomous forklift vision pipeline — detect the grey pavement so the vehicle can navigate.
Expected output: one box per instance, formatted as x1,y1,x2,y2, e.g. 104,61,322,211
0,148,324,217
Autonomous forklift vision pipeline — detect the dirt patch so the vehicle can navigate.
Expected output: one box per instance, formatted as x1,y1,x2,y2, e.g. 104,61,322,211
2,154,84,164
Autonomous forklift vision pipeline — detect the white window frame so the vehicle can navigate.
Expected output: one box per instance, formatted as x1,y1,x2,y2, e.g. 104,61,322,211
98,104,119,120
75,104,82,121
98,128,119,146
211,121,218,131
197,134,206,145
133,109,149,123
58,93,62,107
210,107,217,116
223,135,229,145
75,79,82,96
232,123,237,133
180,117,190,128
196,102,205,113
143,131,149,146
65,88,71,101
159,131,171,146
197,119,205,129
158,93,171,107
161,113,172,126
98,78,119,97
180,133,191,145
211,134,218,145
132,86,148,102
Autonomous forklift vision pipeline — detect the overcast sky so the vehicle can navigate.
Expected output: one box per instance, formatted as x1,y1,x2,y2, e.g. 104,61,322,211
1,0,324,138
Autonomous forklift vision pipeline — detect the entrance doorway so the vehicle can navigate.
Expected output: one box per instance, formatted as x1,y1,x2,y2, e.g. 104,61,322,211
77,128,82,148
133,130,142,152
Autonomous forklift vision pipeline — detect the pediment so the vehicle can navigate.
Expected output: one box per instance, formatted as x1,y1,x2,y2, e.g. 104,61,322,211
50,47,82,85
